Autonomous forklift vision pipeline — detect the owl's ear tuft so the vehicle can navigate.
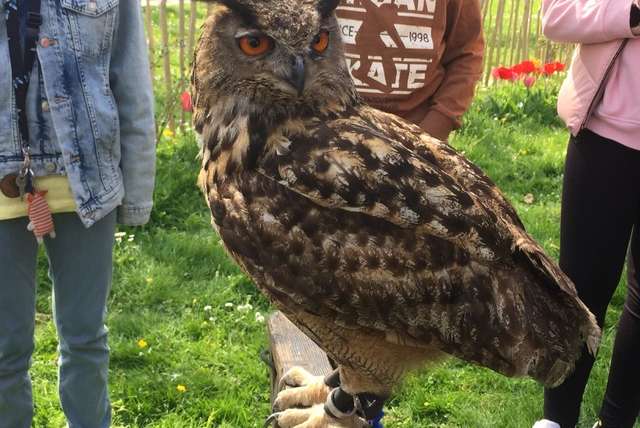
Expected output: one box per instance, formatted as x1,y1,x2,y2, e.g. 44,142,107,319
209,0,258,26
317,0,340,18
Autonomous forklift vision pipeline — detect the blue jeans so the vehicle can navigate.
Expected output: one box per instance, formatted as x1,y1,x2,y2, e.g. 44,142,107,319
0,211,116,428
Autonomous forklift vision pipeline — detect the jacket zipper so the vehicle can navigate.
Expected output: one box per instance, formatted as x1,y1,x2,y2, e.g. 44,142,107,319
580,39,629,131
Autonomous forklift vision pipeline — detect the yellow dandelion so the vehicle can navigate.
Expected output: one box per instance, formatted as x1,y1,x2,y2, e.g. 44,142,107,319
137,339,148,349
162,128,175,139
176,384,187,393
145,277,154,285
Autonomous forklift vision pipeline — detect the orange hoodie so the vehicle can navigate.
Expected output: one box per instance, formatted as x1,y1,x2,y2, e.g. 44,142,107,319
336,0,484,140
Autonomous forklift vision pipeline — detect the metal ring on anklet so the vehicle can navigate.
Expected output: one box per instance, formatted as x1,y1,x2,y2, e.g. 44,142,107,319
324,388,357,419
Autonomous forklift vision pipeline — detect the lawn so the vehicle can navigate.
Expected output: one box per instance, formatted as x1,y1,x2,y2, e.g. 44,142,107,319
28,9,633,428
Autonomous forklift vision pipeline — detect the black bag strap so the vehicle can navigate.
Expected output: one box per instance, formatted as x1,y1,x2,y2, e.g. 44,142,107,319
632,2,640,28
6,0,43,151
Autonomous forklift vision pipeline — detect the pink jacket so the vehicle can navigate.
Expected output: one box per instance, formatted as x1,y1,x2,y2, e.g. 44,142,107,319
542,0,637,136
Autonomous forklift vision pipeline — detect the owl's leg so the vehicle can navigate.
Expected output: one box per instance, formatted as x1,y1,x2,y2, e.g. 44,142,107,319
267,366,389,428
324,366,390,424
266,312,435,427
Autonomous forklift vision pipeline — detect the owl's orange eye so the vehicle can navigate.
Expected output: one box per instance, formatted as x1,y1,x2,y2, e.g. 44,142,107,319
311,31,330,54
238,35,273,56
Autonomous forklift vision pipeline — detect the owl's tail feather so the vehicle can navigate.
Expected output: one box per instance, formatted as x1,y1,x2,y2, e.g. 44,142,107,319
533,295,601,388
516,238,602,384
540,322,600,388
582,303,602,358
573,289,601,357
543,360,573,388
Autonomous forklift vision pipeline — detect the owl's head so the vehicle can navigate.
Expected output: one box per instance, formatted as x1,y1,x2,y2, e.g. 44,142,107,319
194,0,358,120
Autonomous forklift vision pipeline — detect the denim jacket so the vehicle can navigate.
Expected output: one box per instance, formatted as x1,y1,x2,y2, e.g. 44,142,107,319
0,0,156,227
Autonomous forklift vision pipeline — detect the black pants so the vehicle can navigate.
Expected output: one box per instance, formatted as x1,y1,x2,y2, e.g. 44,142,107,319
544,130,640,427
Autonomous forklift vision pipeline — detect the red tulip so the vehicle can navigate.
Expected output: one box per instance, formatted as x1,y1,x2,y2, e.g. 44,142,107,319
494,66,516,81
512,63,524,74
523,60,537,74
180,91,193,112
543,63,556,75
554,62,566,72
515,60,536,74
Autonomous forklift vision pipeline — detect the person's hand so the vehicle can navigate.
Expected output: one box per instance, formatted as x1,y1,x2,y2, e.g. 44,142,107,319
420,110,455,142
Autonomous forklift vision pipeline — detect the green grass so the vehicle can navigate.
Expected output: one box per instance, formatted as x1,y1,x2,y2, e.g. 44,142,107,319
27,11,634,428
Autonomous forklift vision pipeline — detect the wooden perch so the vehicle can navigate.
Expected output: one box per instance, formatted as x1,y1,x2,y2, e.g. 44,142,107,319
266,312,333,404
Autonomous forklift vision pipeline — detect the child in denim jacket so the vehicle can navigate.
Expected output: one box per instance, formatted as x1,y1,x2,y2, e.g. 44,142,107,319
0,0,155,426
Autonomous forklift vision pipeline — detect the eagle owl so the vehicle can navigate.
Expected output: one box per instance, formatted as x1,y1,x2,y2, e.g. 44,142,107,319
192,1,600,426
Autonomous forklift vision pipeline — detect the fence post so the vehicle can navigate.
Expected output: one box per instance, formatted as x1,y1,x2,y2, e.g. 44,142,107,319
481,0,492,28
159,0,174,131
484,0,506,84
145,0,155,81
179,0,186,127
187,0,198,68
508,0,521,66
519,0,533,61
503,0,516,67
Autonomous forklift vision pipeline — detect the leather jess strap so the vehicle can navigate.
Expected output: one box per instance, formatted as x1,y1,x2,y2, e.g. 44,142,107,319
5,0,43,196
6,0,43,153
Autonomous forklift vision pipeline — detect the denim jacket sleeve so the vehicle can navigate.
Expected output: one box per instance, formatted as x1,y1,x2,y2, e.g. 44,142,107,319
109,0,156,226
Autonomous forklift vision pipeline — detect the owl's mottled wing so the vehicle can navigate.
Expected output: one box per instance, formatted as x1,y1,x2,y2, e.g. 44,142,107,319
352,107,581,299
240,106,599,382
258,106,577,299
198,103,599,384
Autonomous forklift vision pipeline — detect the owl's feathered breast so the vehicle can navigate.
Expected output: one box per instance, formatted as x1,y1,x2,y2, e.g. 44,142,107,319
200,105,598,385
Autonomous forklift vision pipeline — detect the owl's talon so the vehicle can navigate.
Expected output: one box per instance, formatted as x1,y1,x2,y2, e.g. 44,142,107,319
279,366,321,391
266,405,368,428
279,377,294,391
274,367,331,411
264,412,282,428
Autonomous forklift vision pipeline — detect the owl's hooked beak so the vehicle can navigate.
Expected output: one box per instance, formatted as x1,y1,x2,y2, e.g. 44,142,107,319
286,55,306,96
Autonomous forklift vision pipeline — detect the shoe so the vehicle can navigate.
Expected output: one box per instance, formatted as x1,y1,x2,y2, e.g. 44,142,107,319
532,420,561,428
